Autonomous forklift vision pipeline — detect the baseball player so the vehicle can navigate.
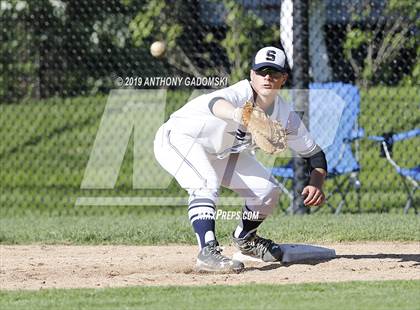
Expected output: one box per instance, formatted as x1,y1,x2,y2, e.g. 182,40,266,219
154,46,327,273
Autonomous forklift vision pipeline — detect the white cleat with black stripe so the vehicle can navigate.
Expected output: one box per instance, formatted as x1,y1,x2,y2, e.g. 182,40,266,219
196,241,244,273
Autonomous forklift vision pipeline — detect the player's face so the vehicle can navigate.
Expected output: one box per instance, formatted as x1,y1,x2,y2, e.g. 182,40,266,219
250,69,288,96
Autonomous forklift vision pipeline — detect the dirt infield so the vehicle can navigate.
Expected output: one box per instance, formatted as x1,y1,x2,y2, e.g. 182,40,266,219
1,242,419,290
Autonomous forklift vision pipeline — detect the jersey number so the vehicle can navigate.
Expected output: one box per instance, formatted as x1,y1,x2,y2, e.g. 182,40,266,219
266,50,276,61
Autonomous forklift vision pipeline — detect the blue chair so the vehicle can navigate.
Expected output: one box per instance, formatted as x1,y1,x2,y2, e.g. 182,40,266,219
272,83,364,214
369,129,419,214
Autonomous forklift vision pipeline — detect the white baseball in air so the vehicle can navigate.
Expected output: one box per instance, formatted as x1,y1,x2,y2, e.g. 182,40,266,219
150,41,166,58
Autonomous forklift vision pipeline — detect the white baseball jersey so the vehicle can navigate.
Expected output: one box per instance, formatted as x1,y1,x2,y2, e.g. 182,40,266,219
166,79,316,157
154,79,317,213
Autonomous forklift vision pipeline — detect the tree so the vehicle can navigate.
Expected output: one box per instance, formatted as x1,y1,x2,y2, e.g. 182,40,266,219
219,0,280,82
343,0,418,88
0,0,49,102
1,0,147,102
127,0,280,81
127,0,202,77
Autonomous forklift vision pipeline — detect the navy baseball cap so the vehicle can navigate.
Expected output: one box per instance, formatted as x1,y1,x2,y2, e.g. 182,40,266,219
252,46,289,73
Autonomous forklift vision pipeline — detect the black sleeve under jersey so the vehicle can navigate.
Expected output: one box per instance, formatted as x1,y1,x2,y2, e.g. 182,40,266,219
304,148,327,173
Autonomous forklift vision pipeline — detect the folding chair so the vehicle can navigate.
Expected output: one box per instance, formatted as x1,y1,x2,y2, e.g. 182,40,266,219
272,82,364,214
368,129,419,214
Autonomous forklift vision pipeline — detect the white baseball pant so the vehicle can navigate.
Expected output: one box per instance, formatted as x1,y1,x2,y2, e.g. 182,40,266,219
154,124,280,218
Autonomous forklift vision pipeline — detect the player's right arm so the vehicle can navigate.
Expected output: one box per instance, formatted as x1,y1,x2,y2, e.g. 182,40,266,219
209,98,243,124
206,80,253,123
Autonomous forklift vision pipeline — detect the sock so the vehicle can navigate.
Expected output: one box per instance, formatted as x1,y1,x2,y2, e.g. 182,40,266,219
188,200,216,249
192,219,215,249
234,205,264,238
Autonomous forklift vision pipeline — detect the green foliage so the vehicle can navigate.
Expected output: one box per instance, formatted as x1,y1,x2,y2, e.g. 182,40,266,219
2,0,416,104
401,45,420,86
129,0,182,51
343,0,418,88
386,0,420,20
344,29,370,51
0,1,44,101
220,1,280,82
127,0,280,81
0,0,151,102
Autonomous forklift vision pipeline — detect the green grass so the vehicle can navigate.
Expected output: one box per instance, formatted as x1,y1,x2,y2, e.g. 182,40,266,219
1,281,419,310
1,212,419,245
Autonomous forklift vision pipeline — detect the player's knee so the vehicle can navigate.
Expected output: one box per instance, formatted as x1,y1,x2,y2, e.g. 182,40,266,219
261,183,280,207
246,184,280,217
261,185,280,215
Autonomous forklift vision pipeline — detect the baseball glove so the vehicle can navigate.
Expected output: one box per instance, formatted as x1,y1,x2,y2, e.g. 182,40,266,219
241,101,287,154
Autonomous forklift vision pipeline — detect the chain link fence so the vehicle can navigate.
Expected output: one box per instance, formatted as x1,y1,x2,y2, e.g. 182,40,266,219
1,0,418,215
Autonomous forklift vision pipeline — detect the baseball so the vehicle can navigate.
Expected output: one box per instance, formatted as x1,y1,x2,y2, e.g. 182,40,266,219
150,41,166,58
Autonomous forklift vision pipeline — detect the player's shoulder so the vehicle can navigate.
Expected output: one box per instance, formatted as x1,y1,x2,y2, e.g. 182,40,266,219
207,79,253,103
228,79,252,93
210,79,249,94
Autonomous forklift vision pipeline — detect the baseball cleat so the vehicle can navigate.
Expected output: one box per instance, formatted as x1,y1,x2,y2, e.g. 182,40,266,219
232,232,283,262
196,240,244,273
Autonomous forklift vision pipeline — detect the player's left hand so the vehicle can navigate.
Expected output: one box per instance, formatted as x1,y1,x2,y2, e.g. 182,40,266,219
302,185,325,206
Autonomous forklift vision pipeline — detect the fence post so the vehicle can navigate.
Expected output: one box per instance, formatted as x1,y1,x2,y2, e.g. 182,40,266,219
292,0,310,214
